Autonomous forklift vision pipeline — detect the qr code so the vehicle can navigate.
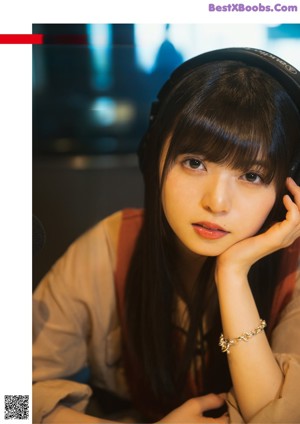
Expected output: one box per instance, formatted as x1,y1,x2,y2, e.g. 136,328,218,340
4,395,29,420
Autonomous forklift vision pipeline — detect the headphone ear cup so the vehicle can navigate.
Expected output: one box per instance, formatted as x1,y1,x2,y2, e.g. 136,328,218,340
138,100,160,173
137,133,148,174
291,162,300,185
290,145,300,185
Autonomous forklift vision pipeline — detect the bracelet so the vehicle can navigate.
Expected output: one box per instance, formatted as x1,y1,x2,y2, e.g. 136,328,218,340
219,319,267,354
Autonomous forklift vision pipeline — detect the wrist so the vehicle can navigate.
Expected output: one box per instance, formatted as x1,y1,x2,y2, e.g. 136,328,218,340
215,260,250,289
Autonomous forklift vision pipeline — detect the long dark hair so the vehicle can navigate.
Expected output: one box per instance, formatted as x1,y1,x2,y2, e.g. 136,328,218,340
125,61,300,410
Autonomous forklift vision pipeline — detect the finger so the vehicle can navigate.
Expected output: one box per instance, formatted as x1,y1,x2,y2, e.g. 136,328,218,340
194,393,225,413
283,194,296,215
266,198,300,248
286,177,300,206
283,194,300,225
217,392,227,401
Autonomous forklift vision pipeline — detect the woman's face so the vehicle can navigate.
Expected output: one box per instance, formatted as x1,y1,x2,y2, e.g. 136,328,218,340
161,149,277,258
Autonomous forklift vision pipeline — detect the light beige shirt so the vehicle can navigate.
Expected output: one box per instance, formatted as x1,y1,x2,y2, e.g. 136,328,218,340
33,210,300,423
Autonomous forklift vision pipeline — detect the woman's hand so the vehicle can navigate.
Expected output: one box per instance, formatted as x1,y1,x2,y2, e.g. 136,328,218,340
216,177,300,279
157,394,228,423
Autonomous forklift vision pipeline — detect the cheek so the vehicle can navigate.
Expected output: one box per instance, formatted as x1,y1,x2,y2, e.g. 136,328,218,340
161,174,193,216
161,181,178,218
161,172,175,208
242,193,276,234
259,191,277,219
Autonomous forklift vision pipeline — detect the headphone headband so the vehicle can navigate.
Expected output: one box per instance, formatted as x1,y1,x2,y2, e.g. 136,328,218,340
155,47,300,121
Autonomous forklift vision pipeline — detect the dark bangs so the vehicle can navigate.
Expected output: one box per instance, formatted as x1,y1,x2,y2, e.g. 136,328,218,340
166,109,276,183
161,62,293,191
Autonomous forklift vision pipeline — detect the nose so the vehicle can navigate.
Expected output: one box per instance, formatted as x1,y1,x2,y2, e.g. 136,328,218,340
201,175,232,214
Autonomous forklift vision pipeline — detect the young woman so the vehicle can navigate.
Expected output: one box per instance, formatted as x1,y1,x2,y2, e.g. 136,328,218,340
33,48,300,423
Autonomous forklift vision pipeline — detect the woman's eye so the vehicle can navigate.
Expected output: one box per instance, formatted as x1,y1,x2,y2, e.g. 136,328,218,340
242,172,263,184
182,158,205,170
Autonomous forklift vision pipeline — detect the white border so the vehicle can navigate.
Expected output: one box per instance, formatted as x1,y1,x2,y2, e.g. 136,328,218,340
0,1,298,421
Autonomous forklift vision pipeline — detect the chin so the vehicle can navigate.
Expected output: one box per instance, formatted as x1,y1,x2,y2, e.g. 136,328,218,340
185,244,226,258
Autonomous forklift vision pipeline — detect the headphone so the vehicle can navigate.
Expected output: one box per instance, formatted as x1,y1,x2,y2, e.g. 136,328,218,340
138,47,300,184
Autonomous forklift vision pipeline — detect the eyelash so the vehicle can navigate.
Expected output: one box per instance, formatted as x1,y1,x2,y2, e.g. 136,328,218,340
181,157,266,184
182,157,206,171
241,172,265,184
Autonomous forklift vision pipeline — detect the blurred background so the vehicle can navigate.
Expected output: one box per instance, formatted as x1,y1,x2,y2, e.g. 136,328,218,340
32,23,300,289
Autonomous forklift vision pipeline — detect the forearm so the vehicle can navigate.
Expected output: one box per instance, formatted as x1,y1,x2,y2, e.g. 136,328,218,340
42,404,119,424
215,267,283,422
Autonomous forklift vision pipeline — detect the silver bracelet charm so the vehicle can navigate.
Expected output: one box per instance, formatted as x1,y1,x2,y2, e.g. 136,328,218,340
219,319,267,354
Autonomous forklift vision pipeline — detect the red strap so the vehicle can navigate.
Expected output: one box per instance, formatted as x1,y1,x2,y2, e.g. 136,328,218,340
114,209,143,323
269,238,300,333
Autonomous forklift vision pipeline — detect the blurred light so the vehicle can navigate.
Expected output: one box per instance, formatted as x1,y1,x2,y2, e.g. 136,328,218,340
53,138,75,153
91,97,115,126
135,24,166,73
134,24,268,72
88,24,110,46
87,24,112,89
90,97,135,128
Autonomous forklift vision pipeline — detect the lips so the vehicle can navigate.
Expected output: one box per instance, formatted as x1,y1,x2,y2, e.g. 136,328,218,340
192,221,229,240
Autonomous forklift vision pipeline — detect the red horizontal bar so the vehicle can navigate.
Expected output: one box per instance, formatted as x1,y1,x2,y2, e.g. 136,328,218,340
43,34,88,45
0,34,43,44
